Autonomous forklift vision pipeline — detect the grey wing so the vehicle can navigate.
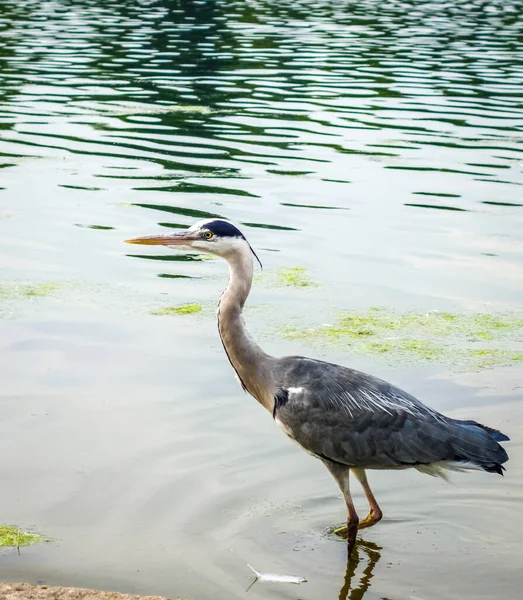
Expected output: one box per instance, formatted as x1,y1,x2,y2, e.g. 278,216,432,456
273,356,507,471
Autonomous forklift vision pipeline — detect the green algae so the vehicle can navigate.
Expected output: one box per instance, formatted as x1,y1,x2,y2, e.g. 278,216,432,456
276,267,317,288
0,282,75,321
283,308,523,370
0,281,205,320
0,283,61,299
0,279,214,321
469,349,523,370
362,339,441,360
255,266,318,289
0,525,45,548
150,303,202,316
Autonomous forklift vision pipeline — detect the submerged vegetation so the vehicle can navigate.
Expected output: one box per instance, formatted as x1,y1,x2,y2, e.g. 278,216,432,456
277,267,317,288
150,303,202,316
1,278,520,371
0,282,61,298
283,308,523,370
256,267,318,288
0,525,45,548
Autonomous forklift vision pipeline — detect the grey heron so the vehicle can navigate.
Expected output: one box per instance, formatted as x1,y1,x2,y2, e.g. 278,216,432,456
125,219,510,556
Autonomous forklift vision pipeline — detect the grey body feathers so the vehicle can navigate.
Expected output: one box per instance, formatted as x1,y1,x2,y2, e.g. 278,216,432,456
273,356,509,475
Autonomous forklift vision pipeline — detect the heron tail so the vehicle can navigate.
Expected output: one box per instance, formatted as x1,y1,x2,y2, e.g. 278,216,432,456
449,418,509,475
453,418,510,442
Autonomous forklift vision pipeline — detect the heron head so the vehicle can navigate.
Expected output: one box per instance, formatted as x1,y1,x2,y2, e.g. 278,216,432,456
124,219,262,267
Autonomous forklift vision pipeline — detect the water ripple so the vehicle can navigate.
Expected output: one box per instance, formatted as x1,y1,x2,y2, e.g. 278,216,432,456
1,2,522,598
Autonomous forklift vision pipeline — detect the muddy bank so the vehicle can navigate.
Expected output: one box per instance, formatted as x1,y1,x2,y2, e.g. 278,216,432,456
0,583,182,600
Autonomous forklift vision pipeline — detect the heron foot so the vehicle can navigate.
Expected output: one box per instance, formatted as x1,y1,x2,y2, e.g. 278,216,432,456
358,508,383,530
333,509,382,536
333,524,349,537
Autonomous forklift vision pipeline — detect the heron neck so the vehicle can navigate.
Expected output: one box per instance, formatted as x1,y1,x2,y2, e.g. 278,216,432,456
218,249,274,411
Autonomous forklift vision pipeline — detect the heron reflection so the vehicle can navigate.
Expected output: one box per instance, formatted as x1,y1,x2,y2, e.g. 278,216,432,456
338,539,382,600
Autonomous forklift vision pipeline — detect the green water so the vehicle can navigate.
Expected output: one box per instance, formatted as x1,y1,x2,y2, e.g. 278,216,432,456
0,1,522,599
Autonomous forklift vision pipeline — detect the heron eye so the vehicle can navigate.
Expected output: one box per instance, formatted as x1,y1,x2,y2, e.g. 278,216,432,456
204,231,213,239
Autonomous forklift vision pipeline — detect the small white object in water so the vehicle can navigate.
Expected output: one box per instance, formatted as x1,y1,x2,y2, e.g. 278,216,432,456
246,564,307,591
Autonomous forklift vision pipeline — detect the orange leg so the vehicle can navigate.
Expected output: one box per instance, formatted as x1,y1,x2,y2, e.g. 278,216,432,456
352,468,383,529
323,462,359,556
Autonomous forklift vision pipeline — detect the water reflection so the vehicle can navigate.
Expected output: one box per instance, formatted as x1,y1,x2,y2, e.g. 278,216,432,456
2,0,522,203
404,202,469,212
339,541,382,600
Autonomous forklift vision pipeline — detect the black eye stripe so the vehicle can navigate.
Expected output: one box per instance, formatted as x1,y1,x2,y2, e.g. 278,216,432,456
200,220,263,270
204,220,245,238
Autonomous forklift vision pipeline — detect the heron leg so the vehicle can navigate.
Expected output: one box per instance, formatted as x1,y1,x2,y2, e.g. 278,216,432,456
352,468,383,529
323,461,359,555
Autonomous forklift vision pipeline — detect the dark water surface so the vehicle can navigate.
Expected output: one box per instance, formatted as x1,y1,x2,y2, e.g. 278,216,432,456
1,1,522,599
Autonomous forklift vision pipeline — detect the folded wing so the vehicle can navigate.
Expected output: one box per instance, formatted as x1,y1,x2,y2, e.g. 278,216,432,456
274,357,508,474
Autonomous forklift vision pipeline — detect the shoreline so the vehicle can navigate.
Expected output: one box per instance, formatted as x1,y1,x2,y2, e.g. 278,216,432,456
0,583,182,600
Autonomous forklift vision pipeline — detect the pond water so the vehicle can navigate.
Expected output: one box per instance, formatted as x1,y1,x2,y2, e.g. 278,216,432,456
1,1,522,599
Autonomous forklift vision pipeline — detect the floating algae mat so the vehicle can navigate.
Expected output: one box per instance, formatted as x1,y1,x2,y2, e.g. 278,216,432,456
0,282,62,299
0,525,45,548
0,282,65,319
0,281,202,319
256,267,318,288
150,303,202,316
277,267,317,288
283,308,523,370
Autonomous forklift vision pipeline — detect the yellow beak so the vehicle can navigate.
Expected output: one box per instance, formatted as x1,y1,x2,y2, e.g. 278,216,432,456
124,231,198,246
